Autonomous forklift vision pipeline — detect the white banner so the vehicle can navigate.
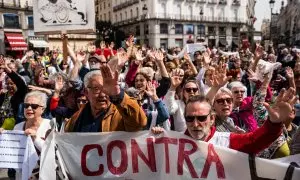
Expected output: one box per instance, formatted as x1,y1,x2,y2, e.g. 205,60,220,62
33,0,95,34
40,131,300,180
0,130,39,180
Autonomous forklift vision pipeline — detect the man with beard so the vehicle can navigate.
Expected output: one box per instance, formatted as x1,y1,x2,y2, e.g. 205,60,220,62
153,87,297,154
64,64,147,132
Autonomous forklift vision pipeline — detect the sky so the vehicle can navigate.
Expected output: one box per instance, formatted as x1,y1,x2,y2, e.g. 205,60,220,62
254,0,287,31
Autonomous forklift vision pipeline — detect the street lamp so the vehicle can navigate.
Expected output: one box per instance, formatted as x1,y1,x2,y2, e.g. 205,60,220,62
199,9,204,41
269,0,275,42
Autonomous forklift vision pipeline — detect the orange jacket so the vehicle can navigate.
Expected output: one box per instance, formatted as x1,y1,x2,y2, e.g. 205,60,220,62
64,93,147,132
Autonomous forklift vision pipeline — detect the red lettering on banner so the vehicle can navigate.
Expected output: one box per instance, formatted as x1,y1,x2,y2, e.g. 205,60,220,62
200,144,225,178
81,144,104,176
131,138,157,173
107,140,128,175
177,138,198,178
155,137,178,174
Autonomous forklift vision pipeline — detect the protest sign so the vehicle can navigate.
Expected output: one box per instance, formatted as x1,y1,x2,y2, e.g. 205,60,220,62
0,130,38,180
33,0,95,34
40,131,300,180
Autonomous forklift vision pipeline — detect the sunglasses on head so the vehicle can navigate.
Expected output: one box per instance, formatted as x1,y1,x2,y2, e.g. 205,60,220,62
24,103,43,110
77,99,88,104
215,98,233,105
185,114,210,123
185,88,198,93
233,90,245,94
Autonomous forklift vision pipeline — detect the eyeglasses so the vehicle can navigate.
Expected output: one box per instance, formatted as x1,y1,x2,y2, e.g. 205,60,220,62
87,86,102,93
24,103,43,110
233,90,245,94
100,61,107,65
185,114,210,123
184,88,198,93
215,98,233,105
77,99,88,104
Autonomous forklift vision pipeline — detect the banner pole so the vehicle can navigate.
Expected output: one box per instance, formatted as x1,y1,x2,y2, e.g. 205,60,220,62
62,30,68,63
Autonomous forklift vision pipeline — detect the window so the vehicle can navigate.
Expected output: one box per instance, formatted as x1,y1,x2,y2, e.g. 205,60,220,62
115,14,118,22
100,3,102,10
160,23,168,34
197,25,205,35
175,39,183,48
160,39,168,49
136,25,140,36
130,9,133,18
176,5,182,18
104,2,106,8
27,16,33,29
234,9,238,21
136,7,139,17
120,13,123,21
219,27,226,35
210,7,214,20
144,24,149,35
3,13,20,28
125,11,127,19
175,24,183,34
188,6,193,20
100,15,102,21
104,13,106,21
184,24,194,34
109,12,111,20
208,26,215,34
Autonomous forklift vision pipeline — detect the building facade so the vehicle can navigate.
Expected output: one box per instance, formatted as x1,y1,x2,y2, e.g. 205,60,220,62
276,0,300,46
96,0,255,49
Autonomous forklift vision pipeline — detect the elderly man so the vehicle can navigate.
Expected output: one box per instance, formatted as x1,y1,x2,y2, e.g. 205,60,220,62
153,88,297,154
64,65,147,132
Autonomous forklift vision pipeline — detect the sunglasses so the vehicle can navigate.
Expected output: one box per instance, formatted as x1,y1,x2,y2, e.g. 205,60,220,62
185,114,210,123
215,98,233,105
233,90,245,94
77,99,88,104
185,88,198,93
24,103,43,110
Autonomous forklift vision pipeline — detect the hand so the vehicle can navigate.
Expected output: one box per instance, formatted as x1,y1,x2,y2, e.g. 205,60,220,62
254,43,264,60
55,76,65,92
263,88,297,123
247,69,259,82
135,50,145,61
76,52,87,63
286,67,294,79
100,64,120,96
26,50,34,57
203,51,211,64
170,68,184,90
87,44,96,54
126,35,134,47
0,128,4,134
24,128,37,139
209,64,231,88
151,126,164,135
144,82,158,101
154,50,164,62
28,85,40,91
183,53,191,62
117,50,129,70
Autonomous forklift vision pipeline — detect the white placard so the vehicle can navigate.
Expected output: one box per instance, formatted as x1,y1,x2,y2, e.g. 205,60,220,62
33,0,95,34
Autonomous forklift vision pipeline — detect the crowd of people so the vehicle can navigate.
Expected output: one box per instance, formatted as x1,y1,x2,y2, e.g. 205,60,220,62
0,34,300,178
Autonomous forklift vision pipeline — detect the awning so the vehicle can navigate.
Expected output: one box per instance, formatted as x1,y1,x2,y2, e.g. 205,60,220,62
219,39,228,46
232,39,239,46
5,33,28,51
29,39,49,48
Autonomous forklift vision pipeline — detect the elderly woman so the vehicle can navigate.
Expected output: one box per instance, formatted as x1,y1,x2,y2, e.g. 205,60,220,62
212,87,244,133
0,91,52,179
163,68,200,132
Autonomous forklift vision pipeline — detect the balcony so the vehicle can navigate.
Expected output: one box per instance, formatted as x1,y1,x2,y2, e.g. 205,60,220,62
232,0,241,6
0,2,33,11
219,0,227,5
113,0,139,12
198,0,206,3
207,0,217,4
114,16,139,26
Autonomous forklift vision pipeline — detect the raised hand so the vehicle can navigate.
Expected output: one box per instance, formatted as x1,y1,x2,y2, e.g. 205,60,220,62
25,128,37,140
76,51,86,62
184,53,191,61
203,51,211,64
170,68,184,90
100,41,106,49
254,43,264,60
117,50,129,70
126,35,134,47
209,64,231,88
154,50,164,62
286,66,294,79
135,50,145,61
100,64,120,96
263,88,297,123
87,44,96,54
247,69,259,82
144,82,158,101
54,75,65,92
